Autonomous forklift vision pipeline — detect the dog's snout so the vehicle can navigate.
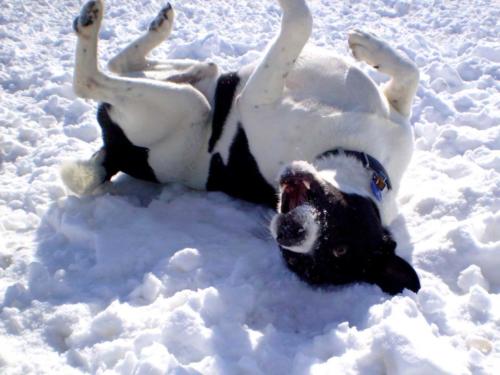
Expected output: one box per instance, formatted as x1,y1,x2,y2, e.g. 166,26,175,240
276,215,307,247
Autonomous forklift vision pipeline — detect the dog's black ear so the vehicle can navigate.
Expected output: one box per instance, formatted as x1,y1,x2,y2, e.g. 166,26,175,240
368,255,420,295
381,229,397,255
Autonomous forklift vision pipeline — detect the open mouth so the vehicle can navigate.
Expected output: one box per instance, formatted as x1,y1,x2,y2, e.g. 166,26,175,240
279,174,314,214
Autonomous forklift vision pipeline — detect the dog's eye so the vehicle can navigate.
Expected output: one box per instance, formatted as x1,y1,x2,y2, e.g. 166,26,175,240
332,246,348,257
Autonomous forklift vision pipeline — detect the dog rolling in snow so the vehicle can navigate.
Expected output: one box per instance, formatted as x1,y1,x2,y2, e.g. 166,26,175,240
63,0,421,294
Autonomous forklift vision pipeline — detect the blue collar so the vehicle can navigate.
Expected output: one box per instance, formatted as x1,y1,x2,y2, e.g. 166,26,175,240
316,148,392,202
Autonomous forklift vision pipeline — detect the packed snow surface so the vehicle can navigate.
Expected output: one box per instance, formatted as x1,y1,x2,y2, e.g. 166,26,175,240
1,0,499,374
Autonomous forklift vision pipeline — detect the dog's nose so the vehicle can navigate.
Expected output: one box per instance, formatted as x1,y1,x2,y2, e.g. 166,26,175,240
276,214,307,247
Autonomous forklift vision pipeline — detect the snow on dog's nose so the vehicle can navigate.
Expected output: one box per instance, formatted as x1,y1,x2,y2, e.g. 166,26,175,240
270,205,319,254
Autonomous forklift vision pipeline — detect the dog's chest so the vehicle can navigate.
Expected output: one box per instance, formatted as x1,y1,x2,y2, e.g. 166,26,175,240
207,125,277,207
205,73,277,207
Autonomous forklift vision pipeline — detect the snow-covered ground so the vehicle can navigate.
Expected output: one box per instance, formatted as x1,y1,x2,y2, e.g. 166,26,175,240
1,0,499,373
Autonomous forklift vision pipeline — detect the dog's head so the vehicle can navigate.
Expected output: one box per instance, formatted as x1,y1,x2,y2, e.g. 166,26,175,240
270,161,420,295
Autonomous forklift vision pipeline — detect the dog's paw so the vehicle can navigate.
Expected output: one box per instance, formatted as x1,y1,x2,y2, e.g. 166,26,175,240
73,0,103,37
149,3,175,34
348,30,394,71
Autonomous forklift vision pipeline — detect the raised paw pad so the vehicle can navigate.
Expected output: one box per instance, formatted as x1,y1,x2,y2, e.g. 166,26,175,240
80,1,100,27
149,3,173,31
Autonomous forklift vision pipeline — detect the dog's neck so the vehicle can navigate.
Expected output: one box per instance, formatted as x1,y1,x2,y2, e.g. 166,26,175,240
315,153,397,224
315,154,374,199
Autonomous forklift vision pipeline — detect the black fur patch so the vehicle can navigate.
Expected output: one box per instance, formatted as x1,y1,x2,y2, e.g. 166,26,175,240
208,72,240,152
207,125,277,207
97,103,158,183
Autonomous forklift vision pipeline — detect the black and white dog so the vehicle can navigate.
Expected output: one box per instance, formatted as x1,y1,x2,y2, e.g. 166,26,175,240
63,0,421,294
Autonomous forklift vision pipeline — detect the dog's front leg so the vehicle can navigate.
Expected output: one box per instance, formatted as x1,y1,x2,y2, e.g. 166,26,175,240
238,0,313,108
348,30,419,117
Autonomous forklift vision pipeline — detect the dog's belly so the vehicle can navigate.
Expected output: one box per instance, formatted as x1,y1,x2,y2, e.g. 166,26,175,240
242,109,397,186
283,47,386,115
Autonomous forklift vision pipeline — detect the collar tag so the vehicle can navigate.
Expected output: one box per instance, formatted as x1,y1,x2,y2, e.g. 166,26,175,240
370,178,383,201
370,173,387,202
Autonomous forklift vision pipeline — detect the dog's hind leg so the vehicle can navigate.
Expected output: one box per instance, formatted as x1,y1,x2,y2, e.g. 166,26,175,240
107,3,219,90
348,30,419,118
73,0,215,102
107,3,179,74
66,0,211,195
72,0,209,116
238,0,313,108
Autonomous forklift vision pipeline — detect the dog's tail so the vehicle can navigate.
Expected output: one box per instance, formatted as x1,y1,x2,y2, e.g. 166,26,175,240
60,150,107,195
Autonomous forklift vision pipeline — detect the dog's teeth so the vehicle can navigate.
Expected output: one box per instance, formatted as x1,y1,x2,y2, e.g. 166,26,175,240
302,180,311,190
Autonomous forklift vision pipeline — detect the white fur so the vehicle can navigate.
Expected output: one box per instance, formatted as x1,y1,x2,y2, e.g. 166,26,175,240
67,0,418,225
315,155,372,198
